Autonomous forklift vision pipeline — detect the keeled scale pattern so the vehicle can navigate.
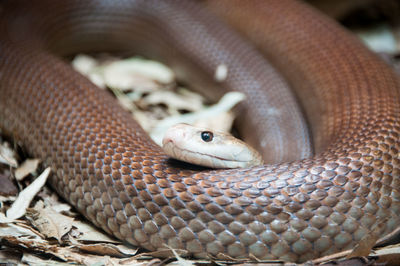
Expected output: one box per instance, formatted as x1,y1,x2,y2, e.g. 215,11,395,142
0,0,400,263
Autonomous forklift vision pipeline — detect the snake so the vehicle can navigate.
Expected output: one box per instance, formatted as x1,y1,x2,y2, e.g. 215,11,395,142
0,0,400,263
162,123,264,169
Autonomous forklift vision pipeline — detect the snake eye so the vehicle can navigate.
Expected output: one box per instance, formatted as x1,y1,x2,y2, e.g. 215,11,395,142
201,131,213,142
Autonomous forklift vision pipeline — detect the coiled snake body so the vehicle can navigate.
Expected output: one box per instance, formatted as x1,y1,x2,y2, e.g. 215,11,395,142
1,0,400,262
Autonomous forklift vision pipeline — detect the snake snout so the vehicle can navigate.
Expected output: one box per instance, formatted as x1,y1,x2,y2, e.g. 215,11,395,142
162,135,174,146
162,124,188,147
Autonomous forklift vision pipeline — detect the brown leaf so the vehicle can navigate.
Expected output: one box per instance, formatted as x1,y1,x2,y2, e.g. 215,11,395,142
73,243,138,257
26,200,74,243
0,222,51,251
347,217,389,258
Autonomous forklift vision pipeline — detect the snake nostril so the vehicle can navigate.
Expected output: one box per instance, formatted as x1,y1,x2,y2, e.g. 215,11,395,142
162,137,174,146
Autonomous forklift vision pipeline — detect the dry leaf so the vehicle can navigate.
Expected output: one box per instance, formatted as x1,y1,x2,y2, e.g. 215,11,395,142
72,55,173,92
0,220,135,265
376,243,400,256
194,111,235,133
71,220,120,243
54,247,134,265
48,202,72,214
39,187,75,216
109,71,161,92
376,244,400,264
3,167,50,222
110,87,137,111
133,110,159,133
0,249,22,265
0,221,136,265
357,24,398,54
71,54,98,75
26,201,74,243
72,54,106,88
168,246,196,266
214,64,228,82
346,218,388,258
0,222,49,248
21,253,70,266
0,141,18,167
0,194,16,203
0,222,43,239
312,250,352,264
121,248,188,264
73,243,138,257
14,158,40,181
143,90,204,114
150,91,246,145
178,88,206,105
103,57,174,88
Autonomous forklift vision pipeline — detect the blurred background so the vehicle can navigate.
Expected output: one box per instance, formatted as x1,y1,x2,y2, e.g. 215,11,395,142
307,0,400,72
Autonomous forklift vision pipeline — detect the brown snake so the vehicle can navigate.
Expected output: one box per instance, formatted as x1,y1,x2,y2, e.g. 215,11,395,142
1,0,400,262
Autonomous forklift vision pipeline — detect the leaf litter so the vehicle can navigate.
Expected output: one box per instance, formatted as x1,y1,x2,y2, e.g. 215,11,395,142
71,54,245,144
1,53,399,265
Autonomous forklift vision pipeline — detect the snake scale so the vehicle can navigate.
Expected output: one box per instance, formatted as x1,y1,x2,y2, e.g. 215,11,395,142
1,0,400,262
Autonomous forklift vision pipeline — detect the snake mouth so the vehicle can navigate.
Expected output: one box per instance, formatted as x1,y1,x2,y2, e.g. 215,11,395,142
164,142,252,168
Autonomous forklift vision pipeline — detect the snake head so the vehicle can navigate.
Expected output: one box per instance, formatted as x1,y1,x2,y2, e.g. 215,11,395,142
162,123,264,168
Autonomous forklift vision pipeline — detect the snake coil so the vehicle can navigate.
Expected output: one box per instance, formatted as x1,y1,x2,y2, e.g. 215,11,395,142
1,0,400,262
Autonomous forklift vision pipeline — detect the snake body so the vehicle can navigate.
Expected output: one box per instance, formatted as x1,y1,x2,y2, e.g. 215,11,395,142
1,0,400,262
